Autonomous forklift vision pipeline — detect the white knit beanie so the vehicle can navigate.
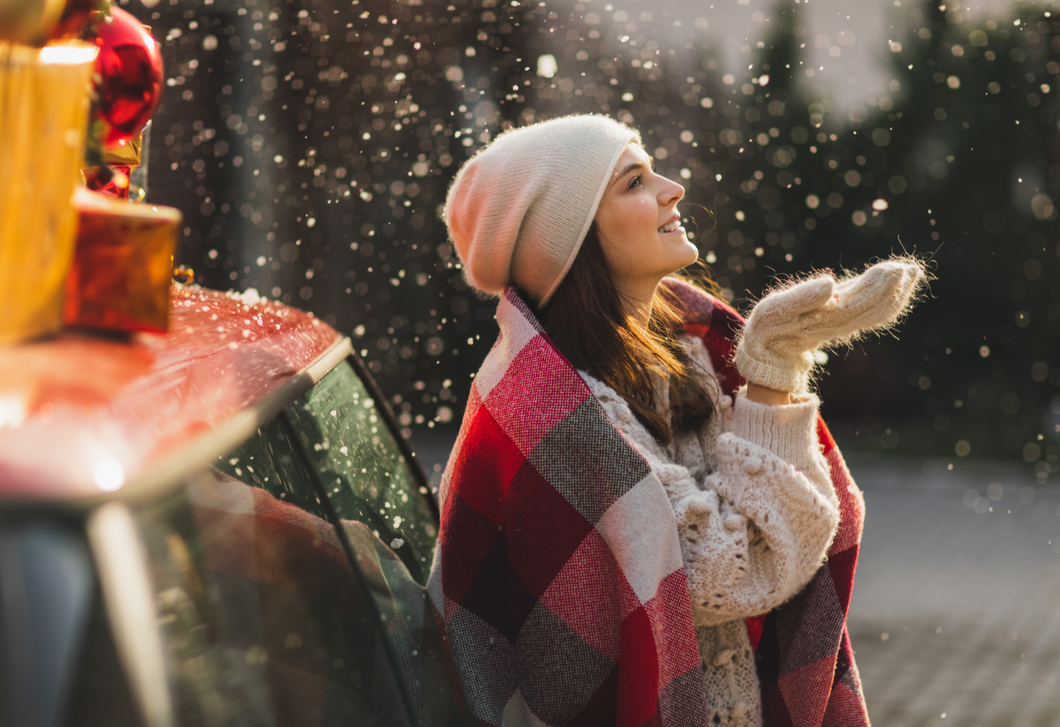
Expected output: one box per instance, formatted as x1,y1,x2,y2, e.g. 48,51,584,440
445,114,641,306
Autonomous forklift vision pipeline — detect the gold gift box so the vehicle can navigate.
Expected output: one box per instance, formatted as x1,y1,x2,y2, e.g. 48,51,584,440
0,40,97,345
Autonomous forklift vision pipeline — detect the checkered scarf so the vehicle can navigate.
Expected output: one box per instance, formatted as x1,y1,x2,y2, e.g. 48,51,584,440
429,280,870,726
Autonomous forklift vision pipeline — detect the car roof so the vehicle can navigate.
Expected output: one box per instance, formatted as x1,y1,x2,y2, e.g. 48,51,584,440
0,285,349,503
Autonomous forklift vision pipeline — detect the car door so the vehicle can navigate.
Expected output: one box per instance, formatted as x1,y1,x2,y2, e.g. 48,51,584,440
45,355,461,727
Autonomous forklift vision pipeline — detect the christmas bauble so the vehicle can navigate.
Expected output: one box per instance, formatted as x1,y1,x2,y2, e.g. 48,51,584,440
91,6,161,145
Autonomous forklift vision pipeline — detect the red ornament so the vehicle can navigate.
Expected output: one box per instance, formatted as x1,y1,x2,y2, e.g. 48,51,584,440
83,165,131,199
91,6,162,146
50,0,99,41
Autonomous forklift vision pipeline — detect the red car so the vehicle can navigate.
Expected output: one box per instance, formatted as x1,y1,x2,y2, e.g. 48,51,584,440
0,285,463,727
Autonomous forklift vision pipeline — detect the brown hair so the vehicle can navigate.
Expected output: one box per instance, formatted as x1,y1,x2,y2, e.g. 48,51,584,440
542,224,719,445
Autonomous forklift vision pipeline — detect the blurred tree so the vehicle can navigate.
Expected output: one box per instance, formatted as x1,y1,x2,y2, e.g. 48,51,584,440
804,1,1059,467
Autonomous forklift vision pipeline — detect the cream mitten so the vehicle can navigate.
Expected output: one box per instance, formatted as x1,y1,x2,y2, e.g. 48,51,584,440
734,257,925,393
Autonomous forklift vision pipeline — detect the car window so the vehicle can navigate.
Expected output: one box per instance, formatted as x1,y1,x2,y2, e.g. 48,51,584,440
90,392,424,727
212,414,321,517
284,361,437,587
127,466,407,727
278,360,462,727
110,360,461,727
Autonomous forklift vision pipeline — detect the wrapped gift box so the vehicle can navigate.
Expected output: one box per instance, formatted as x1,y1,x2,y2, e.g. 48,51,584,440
63,187,182,333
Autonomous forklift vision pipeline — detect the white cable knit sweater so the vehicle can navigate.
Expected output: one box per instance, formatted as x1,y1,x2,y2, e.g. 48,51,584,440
579,335,840,727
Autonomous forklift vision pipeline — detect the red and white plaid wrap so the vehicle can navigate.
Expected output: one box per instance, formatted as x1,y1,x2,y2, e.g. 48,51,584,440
429,280,870,727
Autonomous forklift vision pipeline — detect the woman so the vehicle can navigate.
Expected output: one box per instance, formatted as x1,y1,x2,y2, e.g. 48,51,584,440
427,114,922,727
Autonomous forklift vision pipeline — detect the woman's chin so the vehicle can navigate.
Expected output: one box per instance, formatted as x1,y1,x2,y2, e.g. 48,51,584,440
676,237,700,267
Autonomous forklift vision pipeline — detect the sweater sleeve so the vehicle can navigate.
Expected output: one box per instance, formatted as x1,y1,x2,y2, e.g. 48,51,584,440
680,391,839,627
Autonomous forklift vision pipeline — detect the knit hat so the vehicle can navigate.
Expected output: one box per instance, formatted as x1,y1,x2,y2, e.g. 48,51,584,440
445,114,641,306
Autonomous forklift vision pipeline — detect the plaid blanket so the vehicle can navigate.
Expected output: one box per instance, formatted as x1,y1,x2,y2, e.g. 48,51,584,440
429,280,869,726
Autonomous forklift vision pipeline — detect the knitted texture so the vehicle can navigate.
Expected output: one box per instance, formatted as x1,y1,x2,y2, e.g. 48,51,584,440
430,280,871,726
445,114,639,305
696,620,761,727
734,257,926,393
583,332,840,727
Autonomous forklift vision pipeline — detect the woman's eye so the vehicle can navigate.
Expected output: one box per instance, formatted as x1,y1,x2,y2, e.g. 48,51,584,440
628,174,643,190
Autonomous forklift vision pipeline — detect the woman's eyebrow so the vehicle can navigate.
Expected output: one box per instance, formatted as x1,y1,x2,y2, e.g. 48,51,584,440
610,158,652,188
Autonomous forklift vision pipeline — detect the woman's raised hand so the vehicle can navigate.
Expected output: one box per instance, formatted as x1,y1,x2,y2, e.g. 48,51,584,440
733,258,926,394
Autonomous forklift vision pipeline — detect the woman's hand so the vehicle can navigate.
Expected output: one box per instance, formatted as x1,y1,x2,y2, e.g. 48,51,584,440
734,257,925,394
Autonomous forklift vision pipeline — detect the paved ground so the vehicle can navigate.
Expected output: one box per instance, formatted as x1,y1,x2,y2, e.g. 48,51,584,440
409,429,1060,726
845,454,1060,727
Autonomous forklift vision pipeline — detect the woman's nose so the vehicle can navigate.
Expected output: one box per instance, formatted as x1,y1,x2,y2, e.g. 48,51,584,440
659,176,684,206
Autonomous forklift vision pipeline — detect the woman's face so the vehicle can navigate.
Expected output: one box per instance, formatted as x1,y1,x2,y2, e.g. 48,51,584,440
594,143,699,302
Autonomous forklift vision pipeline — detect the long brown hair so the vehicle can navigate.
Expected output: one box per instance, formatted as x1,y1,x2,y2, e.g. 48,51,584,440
542,224,718,445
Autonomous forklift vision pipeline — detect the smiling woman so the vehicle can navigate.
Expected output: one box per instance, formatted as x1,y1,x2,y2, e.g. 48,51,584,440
594,143,699,318
433,114,924,726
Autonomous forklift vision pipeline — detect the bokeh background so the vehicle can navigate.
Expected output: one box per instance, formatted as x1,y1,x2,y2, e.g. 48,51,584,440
126,0,1058,472
112,1,1060,722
